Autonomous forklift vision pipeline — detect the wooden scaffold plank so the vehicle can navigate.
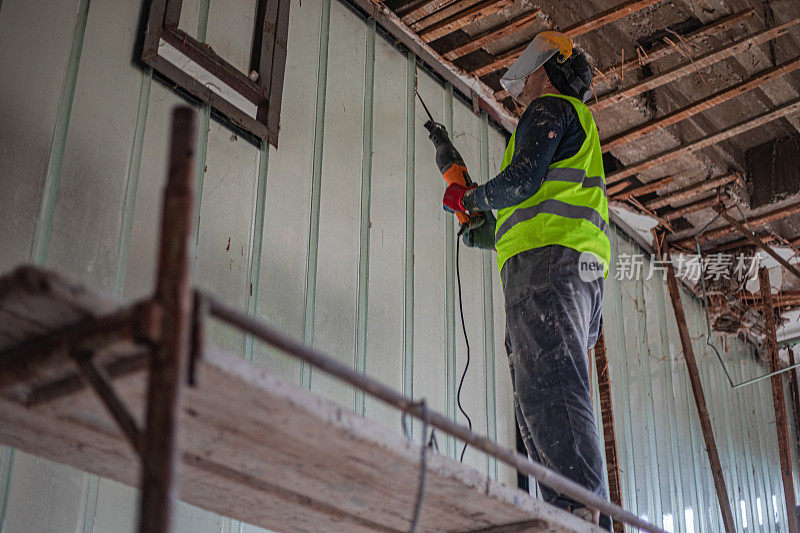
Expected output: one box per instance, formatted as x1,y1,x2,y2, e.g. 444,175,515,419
0,269,607,533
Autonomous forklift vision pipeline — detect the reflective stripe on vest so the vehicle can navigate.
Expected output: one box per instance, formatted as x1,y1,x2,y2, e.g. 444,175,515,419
495,93,610,278
495,199,610,243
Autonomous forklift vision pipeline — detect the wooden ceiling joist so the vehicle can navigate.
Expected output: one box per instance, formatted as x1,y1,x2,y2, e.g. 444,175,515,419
353,0,518,132
606,97,800,184
443,9,541,61
469,0,664,79
743,291,800,309
596,9,755,82
661,194,723,221
473,41,527,78
607,181,632,196
592,16,800,111
411,0,484,31
710,233,776,253
612,175,674,200
562,0,664,38
399,0,454,25
417,0,512,42
723,211,800,284
602,55,800,152
646,172,739,210
675,200,800,248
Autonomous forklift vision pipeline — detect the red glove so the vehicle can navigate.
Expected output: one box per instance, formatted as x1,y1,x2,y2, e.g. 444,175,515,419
442,183,475,213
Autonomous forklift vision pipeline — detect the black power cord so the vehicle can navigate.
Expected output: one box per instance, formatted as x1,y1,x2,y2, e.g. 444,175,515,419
455,228,473,462
408,399,430,533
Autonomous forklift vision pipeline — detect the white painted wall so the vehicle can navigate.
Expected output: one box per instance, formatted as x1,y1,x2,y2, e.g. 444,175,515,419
0,0,796,532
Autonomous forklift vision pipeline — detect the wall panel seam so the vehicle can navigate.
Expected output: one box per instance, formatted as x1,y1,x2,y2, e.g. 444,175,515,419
611,231,638,514
190,105,211,278
402,51,416,433
113,71,152,298
245,144,270,362
0,447,12,533
681,358,704,532
655,273,686,532
636,277,661,523
79,475,99,533
30,0,91,266
189,0,212,276
354,18,375,416
301,0,332,389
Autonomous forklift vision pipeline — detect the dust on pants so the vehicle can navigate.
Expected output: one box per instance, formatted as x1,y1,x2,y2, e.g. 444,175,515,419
502,244,611,530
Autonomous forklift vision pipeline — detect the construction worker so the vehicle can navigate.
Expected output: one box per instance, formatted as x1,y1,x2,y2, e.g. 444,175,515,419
442,32,612,529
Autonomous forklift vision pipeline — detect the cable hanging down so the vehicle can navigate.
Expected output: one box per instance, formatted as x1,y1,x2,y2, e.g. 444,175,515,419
455,228,473,462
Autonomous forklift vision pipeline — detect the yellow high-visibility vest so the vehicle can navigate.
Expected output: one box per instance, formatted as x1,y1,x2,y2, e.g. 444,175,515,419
495,93,610,278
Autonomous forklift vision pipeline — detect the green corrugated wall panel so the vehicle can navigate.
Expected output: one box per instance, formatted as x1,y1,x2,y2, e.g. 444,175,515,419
0,0,798,530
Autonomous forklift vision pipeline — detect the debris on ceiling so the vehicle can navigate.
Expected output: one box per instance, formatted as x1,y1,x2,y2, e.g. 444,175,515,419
367,0,800,339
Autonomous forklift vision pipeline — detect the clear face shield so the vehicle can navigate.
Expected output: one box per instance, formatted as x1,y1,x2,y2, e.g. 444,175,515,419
500,31,573,101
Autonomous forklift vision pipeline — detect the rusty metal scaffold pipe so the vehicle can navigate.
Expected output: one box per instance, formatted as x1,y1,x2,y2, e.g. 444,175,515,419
201,291,665,533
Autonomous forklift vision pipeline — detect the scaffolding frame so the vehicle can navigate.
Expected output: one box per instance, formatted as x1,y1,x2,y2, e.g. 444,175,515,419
0,107,663,533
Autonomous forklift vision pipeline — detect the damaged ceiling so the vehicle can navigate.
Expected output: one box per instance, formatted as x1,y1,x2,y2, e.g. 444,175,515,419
362,0,800,341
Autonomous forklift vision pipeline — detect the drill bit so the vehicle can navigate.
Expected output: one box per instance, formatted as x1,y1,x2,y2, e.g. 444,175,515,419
415,89,436,123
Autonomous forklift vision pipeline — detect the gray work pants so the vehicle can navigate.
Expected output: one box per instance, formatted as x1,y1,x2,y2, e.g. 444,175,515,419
501,245,611,530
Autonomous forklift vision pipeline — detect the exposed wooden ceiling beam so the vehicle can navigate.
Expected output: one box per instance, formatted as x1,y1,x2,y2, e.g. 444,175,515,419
661,193,723,221
592,16,800,111
562,0,664,37
602,55,800,152
443,9,541,61
606,181,632,196
495,8,756,102
411,0,484,31
468,0,664,79
743,291,800,309
709,233,776,253
418,0,512,42
472,42,526,78
722,210,800,284
606,98,800,184
596,9,755,82
399,0,455,26
646,172,739,210
350,0,518,133
611,175,673,200
674,200,800,248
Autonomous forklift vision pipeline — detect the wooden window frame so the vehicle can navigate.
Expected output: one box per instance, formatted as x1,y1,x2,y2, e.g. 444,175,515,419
141,0,290,147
